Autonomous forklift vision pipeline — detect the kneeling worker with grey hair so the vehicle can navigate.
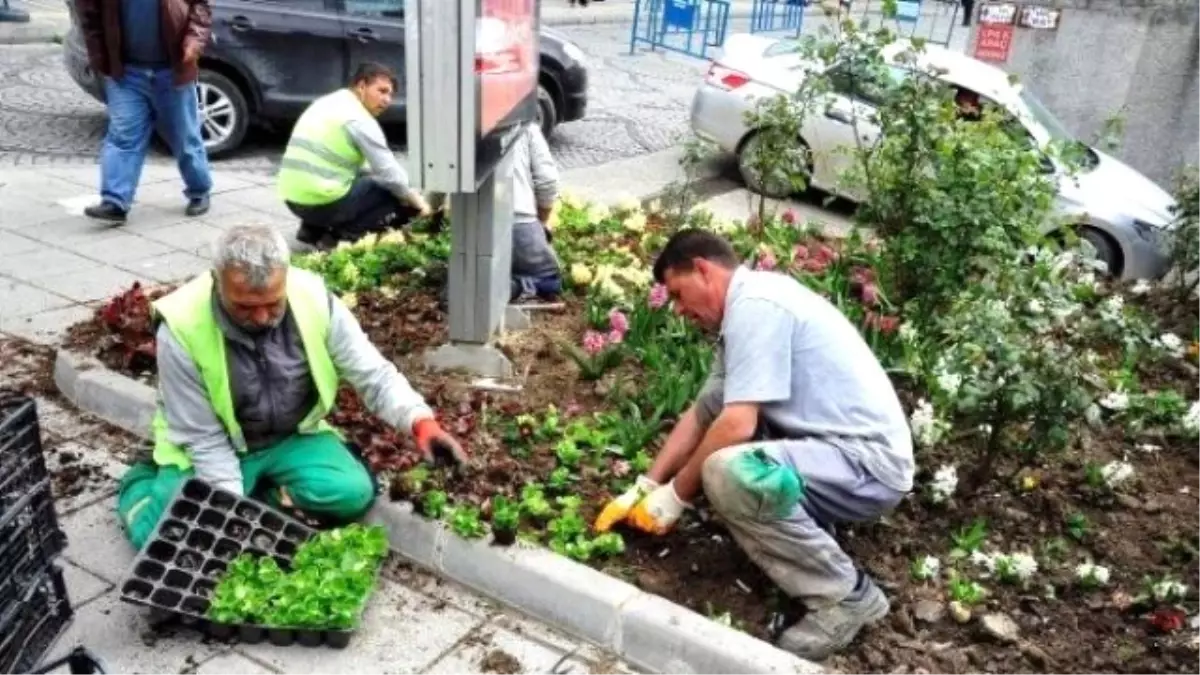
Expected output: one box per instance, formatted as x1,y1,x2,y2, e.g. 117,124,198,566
116,225,466,549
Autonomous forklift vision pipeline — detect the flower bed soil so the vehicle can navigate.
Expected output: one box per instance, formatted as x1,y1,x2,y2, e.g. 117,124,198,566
61,281,1199,674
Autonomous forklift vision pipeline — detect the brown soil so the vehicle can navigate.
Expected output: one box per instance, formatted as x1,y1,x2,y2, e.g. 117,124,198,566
60,286,1200,673
2,336,141,505
480,648,522,674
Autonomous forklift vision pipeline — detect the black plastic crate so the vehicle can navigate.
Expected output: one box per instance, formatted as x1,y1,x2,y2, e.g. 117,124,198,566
0,564,74,675
119,478,372,649
0,485,68,610
1,395,49,519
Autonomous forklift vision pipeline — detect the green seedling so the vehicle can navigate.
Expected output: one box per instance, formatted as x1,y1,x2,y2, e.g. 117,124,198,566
590,532,626,556
1065,513,1089,541
519,485,553,520
555,439,584,467
421,490,448,519
448,506,486,539
949,518,989,557
491,496,520,531
547,466,574,491
947,573,987,606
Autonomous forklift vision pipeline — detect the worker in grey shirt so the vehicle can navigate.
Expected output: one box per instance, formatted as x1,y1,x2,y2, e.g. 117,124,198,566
595,229,914,660
116,225,465,548
509,121,563,301
278,62,433,249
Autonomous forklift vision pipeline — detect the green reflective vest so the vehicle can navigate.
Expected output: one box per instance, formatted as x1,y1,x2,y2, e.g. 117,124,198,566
277,88,369,206
150,268,340,471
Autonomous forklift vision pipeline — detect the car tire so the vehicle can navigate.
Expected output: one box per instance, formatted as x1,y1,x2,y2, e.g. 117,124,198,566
195,70,250,158
536,84,557,139
1078,226,1122,277
736,131,811,200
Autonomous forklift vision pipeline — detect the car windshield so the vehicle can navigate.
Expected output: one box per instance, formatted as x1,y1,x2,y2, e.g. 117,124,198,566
1017,88,1074,143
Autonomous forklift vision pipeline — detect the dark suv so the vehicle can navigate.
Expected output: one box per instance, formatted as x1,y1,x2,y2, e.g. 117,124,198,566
63,0,588,157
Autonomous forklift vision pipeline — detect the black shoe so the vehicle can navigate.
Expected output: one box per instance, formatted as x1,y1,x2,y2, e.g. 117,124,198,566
185,196,210,217
83,202,127,224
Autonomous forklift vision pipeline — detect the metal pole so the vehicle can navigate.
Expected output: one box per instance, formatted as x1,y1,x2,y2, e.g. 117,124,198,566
1,0,33,23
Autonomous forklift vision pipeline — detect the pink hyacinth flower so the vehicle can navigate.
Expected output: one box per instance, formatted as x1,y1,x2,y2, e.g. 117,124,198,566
608,308,629,335
802,257,829,273
781,209,798,225
861,282,880,306
755,251,778,271
793,244,810,260
607,328,625,345
648,283,669,309
878,315,900,334
582,330,606,355
851,266,875,284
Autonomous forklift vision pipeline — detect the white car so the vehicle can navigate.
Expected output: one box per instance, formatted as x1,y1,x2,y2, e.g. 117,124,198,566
690,33,1178,280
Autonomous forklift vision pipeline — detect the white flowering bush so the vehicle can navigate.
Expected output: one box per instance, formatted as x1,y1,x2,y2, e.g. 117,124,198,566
926,464,958,505
920,255,1106,492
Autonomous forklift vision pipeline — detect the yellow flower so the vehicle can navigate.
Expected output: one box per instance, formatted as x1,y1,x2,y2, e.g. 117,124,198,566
570,263,593,286
558,189,583,210
379,286,398,299
380,230,406,245
624,211,647,233
616,196,642,213
710,219,738,234
354,233,379,249
588,204,611,223
336,240,354,252
339,262,361,286
340,292,358,309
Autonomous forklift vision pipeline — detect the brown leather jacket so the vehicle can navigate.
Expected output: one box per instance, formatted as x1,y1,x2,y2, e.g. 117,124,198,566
76,0,212,85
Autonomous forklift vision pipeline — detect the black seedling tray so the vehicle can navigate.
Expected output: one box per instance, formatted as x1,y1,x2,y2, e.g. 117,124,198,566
0,564,74,674
1,394,50,520
118,478,366,648
0,485,68,610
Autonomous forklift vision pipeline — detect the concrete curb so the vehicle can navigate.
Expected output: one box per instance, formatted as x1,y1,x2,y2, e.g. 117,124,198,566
53,348,823,674
368,502,824,674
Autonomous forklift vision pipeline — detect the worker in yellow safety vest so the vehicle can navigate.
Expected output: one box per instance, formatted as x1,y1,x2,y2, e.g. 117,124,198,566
116,225,466,549
278,62,433,249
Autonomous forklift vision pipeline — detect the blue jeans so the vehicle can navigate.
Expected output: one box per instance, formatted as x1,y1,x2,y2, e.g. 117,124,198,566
100,68,212,212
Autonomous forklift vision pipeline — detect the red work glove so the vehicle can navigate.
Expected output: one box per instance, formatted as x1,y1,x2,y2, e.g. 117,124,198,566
413,418,468,467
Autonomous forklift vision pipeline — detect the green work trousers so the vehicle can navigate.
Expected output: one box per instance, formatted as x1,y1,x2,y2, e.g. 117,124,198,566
116,432,375,550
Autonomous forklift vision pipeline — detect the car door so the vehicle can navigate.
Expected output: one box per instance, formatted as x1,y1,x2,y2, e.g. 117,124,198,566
809,61,885,201
212,0,347,120
339,0,407,123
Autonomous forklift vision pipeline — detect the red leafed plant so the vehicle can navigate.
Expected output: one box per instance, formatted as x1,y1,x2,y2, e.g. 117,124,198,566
97,282,173,369
1148,607,1186,634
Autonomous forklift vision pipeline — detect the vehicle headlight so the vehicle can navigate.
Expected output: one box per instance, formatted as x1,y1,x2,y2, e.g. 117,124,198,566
562,41,586,65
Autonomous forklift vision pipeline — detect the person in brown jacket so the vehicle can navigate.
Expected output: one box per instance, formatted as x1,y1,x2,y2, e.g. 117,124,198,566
77,0,214,224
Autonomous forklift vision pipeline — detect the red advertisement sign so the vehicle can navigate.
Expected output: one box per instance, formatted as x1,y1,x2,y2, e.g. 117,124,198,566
476,0,537,136
974,23,1014,63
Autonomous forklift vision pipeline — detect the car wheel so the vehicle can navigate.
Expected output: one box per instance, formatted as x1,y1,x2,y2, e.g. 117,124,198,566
737,131,811,200
1078,226,1123,277
195,70,249,158
536,84,557,139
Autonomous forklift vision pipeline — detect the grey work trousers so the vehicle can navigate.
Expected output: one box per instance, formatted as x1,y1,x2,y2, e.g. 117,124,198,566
694,386,904,609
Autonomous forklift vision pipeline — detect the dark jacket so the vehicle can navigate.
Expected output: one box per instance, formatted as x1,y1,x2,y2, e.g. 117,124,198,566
76,0,212,85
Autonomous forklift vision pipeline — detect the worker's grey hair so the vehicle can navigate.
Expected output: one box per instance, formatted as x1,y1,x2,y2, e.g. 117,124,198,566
212,225,291,289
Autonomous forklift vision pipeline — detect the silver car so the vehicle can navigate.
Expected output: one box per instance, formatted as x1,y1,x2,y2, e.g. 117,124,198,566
690,33,1178,280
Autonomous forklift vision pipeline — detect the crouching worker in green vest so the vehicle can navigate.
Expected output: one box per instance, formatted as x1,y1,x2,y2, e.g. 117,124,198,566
279,61,434,249
116,224,466,549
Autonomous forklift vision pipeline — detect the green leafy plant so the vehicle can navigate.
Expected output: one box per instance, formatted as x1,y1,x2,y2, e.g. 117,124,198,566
421,490,449,519
519,485,553,521
448,506,486,539
490,496,520,532
1065,513,1090,541
547,466,574,491
947,572,987,606
1163,166,1198,301
554,439,584,468
949,518,989,557
207,524,388,629
591,532,626,556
